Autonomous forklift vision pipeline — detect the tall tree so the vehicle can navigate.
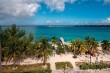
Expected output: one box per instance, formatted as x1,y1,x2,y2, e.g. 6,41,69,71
56,42,65,54
1,24,25,62
71,40,76,56
1,24,34,64
80,42,87,54
20,33,33,58
84,36,98,65
71,39,82,56
101,40,110,53
37,37,52,65
85,36,98,55
52,36,57,44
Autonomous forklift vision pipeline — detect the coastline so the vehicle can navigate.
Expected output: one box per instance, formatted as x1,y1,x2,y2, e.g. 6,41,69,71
50,41,102,45
2,25,110,41
1,25,110,73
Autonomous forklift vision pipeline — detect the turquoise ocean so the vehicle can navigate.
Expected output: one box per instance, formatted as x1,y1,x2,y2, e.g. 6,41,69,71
20,25,110,42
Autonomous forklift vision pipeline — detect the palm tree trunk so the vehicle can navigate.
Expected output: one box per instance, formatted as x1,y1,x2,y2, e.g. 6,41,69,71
74,49,75,56
43,53,46,65
74,46,75,56
90,55,91,68
43,55,46,65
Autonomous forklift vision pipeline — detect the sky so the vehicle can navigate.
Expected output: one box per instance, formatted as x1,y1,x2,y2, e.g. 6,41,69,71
0,0,110,25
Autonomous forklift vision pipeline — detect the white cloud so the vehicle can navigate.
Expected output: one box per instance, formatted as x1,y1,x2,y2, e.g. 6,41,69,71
43,0,76,11
103,0,110,4
46,19,62,24
105,17,110,22
101,17,110,23
47,20,52,24
44,0,65,11
1,0,109,20
0,0,40,19
0,0,76,19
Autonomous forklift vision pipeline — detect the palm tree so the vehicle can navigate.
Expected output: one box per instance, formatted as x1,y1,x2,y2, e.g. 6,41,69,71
1,24,34,64
71,40,75,53
101,40,110,53
71,39,82,57
71,40,77,58
37,37,52,65
91,41,98,56
52,36,57,44
20,33,33,58
1,24,25,63
56,42,65,55
84,36,98,65
75,39,82,55
85,37,98,55
64,44,71,53
80,42,87,55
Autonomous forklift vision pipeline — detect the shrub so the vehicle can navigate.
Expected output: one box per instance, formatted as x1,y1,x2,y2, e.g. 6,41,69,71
2,63,51,73
66,62,73,69
76,62,88,67
77,62,110,70
55,62,65,69
80,64,89,70
90,64,96,69
3,69,52,73
108,64,110,68
73,55,77,58
55,62,73,70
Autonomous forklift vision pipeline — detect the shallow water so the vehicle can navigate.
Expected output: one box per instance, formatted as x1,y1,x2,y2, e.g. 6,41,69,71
19,25,110,42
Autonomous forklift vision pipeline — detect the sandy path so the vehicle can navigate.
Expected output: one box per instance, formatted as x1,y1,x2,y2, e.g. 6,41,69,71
2,53,110,71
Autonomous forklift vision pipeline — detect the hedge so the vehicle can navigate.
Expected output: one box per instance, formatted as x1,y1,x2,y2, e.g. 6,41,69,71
76,62,110,70
55,62,73,69
2,63,51,73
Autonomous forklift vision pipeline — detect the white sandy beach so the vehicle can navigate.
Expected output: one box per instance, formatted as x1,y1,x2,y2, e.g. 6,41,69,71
2,46,110,71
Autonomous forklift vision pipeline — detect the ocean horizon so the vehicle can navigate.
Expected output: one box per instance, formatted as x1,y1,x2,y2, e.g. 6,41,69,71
14,25,110,42
2,25,110,42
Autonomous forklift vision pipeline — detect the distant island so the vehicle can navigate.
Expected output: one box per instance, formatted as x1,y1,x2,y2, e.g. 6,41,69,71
74,25,110,27
1,24,110,27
